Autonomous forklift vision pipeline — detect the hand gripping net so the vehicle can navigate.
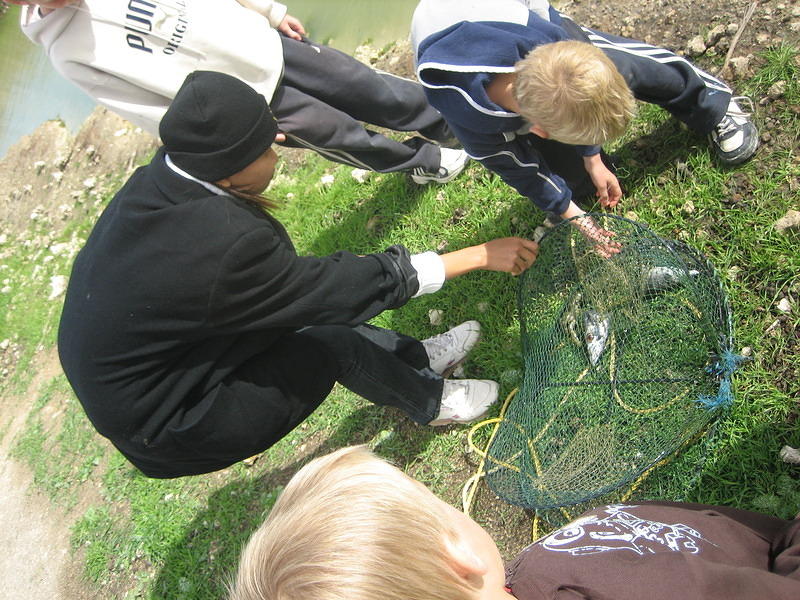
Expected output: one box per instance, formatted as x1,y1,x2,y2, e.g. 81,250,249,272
485,214,741,510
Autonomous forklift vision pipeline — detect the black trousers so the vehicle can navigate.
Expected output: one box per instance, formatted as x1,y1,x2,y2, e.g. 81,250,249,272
271,35,450,173
178,324,443,472
528,16,735,203
561,15,732,134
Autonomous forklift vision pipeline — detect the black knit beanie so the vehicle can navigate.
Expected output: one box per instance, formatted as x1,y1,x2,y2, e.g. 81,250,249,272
159,71,279,182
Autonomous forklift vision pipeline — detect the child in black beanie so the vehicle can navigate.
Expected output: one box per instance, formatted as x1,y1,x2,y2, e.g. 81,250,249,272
57,71,540,478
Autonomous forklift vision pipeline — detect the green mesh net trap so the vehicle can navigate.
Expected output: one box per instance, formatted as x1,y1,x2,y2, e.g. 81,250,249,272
485,214,743,510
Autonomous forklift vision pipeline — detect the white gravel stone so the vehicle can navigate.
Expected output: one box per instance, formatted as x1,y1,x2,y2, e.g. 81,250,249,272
48,275,68,300
428,308,444,326
350,168,371,183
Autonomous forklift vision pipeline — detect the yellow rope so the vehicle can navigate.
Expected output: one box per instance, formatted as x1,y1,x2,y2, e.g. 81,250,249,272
462,388,518,518
607,330,691,415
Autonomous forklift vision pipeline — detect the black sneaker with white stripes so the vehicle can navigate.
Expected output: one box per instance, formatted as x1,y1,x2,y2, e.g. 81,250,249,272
709,97,759,166
411,148,470,184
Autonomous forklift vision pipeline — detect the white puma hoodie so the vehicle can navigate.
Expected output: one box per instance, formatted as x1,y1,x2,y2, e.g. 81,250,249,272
21,0,288,136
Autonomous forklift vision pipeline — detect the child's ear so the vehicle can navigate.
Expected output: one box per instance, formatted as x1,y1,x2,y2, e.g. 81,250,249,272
442,534,488,583
529,124,549,139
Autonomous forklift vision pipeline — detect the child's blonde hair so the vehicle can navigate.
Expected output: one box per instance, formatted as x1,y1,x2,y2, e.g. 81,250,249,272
514,40,636,145
229,446,474,600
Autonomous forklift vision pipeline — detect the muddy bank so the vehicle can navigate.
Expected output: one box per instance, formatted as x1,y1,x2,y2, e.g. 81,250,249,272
0,107,157,240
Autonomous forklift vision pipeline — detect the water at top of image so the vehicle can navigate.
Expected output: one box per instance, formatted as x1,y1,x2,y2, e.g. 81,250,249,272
0,0,418,159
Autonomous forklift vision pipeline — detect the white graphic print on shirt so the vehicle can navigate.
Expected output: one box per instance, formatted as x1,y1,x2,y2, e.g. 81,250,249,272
539,504,717,556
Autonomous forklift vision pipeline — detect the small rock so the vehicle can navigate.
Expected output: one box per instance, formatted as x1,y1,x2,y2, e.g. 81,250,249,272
726,22,739,35
767,80,787,100
0,286,10,294
686,35,706,57
740,346,752,357
286,192,295,200
0,234,6,245
624,211,639,222
476,302,489,313
49,242,70,256
777,298,792,313
428,308,444,326
242,454,260,467
765,318,781,335
727,265,741,280
48,275,68,300
0,339,9,351
705,24,727,46
780,446,800,465
319,174,335,186
113,128,129,137
33,160,46,174
681,199,695,215
51,171,64,183
775,210,800,234
728,55,753,79
350,168,371,183
83,176,97,189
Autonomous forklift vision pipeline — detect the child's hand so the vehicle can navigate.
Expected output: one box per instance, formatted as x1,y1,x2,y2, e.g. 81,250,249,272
574,215,622,259
278,14,306,40
481,237,540,276
583,154,622,208
439,238,539,279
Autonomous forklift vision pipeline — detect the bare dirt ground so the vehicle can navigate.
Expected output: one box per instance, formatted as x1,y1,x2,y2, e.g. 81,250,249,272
0,0,797,597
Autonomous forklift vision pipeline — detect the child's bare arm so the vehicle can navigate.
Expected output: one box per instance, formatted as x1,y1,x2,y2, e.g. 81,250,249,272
440,237,540,278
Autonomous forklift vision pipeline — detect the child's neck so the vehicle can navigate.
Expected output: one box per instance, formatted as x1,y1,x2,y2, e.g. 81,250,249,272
486,72,521,114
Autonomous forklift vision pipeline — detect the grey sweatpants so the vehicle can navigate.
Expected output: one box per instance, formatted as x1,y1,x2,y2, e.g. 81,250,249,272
271,35,451,173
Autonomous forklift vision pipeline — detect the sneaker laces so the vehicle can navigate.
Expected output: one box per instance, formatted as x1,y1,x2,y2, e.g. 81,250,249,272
423,331,456,362
714,96,755,140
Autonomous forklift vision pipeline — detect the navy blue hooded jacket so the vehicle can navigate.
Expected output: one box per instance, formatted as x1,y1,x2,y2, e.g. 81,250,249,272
411,0,599,215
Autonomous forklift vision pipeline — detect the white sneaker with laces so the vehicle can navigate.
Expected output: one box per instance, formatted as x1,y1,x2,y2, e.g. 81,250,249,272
429,379,499,426
709,96,759,165
421,320,481,375
410,148,469,184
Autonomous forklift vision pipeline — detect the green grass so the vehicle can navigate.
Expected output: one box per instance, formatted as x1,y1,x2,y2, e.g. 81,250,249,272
0,46,798,598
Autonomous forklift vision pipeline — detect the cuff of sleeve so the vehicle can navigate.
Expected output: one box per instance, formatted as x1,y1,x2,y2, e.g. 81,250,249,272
410,251,445,297
265,1,288,28
238,0,288,27
577,144,602,157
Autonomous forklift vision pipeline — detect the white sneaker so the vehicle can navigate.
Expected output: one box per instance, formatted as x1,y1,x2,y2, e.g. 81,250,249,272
429,379,499,426
709,96,759,165
421,320,481,375
410,148,469,184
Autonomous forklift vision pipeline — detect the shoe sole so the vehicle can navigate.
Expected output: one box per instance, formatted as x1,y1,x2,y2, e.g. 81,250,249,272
410,159,469,184
713,122,759,166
